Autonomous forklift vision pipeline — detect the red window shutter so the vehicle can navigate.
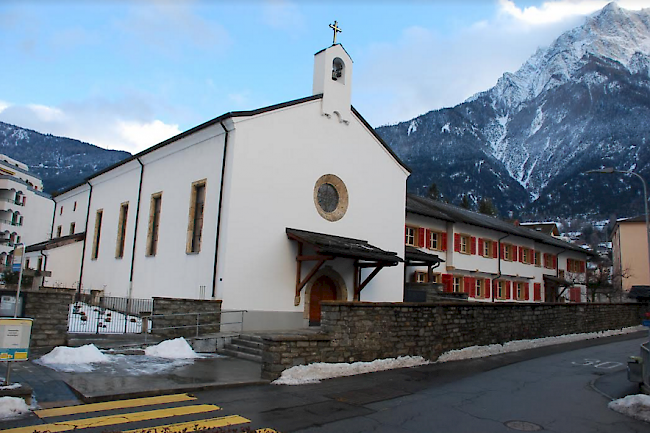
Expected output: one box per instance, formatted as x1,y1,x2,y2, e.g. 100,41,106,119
478,238,484,255
518,246,524,263
464,276,471,295
501,243,505,258
524,282,530,300
552,255,557,269
512,246,518,262
424,229,431,249
567,258,572,272
441,274,453,292
534,283,541,301
485,279,491,298
506,281,512,299
492,242,498,258
418,228,425,248
470,237,477,255
543,253,548,268
469,277,476,297
441,233,447,251
580,261,586,273
454,234,461,252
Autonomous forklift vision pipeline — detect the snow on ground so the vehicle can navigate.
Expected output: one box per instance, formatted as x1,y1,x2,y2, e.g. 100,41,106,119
34,338,212,374
68,302,142,334
144,338,200,359
0,383,22,390
272,356,429,385
0,397,31,420
609,394,650,423
437,326,643,363
35,344,111,372
273,326,644,385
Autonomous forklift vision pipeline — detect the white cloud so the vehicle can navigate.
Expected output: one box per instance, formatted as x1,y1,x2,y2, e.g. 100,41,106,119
498,0,650,25
356,1,650,126
117,120,181,151
263,0,306,33
0,99,181,154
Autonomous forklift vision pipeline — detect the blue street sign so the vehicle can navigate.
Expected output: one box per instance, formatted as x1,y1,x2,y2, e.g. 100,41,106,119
642,320,650,327
11,263,20,272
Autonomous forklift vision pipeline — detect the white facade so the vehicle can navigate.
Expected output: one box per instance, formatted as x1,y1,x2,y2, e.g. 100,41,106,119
0,155,54,268
406,196,590,303
45,44,409,330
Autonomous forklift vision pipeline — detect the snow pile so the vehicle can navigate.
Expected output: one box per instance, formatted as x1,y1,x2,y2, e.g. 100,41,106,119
0,397,31,420
608,394,650,423
144,338,200,359
437,326,643,363
272,356,429,385
0,383,22,390
36,344,110,372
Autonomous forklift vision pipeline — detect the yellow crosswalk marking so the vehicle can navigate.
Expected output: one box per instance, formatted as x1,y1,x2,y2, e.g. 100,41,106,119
2,404,221,433
34,394,197,418
122,415,251,432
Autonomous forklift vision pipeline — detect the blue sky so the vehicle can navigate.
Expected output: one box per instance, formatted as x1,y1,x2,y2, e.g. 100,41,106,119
1,0,649,154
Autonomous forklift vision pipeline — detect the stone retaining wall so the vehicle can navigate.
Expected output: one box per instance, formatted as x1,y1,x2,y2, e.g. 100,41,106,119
261,301,649,379
152,297,222,338
23,290,74,348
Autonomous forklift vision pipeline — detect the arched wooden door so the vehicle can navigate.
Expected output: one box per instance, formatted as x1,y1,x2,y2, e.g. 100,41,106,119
309,276,338,326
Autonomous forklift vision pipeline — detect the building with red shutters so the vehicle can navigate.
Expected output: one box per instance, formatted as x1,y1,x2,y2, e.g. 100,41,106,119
404,195,592,303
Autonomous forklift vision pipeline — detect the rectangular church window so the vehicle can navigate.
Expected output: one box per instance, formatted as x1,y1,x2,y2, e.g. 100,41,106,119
115,202,129,259
186,180,206,254
91,209,103,260
147,193,162,256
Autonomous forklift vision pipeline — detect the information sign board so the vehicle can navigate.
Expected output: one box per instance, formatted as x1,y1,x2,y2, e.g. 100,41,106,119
0,318,32,361
11,246,22,272
642,320,650,327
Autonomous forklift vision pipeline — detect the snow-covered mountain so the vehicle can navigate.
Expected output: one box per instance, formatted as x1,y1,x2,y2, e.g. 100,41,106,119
378,3,650,218
0,122,130,194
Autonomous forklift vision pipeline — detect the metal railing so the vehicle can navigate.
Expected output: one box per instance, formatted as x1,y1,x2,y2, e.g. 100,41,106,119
143,309,246,343
0,198,23,206
641,341,649,390
68,296,154,334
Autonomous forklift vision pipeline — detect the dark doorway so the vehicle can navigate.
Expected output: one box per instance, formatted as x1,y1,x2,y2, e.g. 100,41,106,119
309,276,337,326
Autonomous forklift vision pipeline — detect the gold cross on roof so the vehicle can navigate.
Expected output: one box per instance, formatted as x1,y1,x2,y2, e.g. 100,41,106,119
329,21,342,44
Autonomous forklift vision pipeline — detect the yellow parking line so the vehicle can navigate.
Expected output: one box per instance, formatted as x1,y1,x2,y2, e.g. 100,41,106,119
35,394,197,418
122,415,251,432
2,404,220,433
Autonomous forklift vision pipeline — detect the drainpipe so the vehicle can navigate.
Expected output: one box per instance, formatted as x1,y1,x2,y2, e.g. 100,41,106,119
49,199,56,240
212,121,231,298
493,233,510,302
77,181,93,298
128,158,145,299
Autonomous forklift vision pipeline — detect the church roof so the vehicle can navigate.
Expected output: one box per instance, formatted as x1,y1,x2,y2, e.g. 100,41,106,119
406,195,594,256
286,228,403,264
54,94,409,197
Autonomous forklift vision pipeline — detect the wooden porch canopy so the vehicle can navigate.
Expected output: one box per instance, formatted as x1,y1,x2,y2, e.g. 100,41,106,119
286,228,402,304
404,246,443,282
543,274,573,301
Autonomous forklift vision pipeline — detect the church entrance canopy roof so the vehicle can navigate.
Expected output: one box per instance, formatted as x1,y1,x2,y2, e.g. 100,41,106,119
286,228,402,305
286,228,402,265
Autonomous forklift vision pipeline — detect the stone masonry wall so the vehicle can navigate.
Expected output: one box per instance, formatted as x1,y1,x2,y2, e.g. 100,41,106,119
23,290,74,348
152,297,222,338
261,301,650,380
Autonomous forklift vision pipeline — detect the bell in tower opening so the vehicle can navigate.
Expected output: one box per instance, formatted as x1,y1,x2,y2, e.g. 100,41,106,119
332,58,345,83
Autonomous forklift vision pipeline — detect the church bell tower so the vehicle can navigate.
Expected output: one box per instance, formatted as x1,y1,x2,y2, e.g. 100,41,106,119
313,23,353,124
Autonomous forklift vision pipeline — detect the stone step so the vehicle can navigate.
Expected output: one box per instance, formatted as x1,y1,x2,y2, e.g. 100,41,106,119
219,348,262,363
230,337,263,350
224,343,262,357
237,334,265,344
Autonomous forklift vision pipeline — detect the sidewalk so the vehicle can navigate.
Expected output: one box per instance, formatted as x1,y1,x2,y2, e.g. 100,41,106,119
2,348,265,407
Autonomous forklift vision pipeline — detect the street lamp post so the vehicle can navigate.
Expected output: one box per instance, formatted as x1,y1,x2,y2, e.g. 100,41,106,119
585,168,650,288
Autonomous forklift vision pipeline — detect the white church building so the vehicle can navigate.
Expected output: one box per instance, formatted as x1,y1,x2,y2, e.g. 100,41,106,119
32,44,410,330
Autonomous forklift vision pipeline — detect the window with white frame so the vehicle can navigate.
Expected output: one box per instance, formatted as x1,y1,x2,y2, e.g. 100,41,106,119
459,235,470,254
405,226,416,246
475,279,483,298
453,276,463,292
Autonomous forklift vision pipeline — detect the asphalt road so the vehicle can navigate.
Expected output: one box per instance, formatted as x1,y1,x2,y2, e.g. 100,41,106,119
2,332,648,433
195,332,650,433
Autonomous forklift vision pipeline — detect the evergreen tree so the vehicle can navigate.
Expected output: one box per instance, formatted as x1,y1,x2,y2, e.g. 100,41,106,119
460,195,471,209
478,198,498,217
427,182,441,201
